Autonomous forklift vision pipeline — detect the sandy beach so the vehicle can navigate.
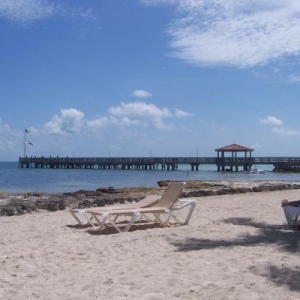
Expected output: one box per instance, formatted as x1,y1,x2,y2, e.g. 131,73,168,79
1,189,300,300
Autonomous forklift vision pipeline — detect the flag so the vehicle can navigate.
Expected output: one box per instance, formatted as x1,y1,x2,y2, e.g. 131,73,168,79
25,128,30,133
28,141,33,146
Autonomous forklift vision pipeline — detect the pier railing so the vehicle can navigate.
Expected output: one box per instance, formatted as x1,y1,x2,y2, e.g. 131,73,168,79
18,156,300,171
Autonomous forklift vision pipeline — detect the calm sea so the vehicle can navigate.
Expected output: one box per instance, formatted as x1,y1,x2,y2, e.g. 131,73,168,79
1,161,300,193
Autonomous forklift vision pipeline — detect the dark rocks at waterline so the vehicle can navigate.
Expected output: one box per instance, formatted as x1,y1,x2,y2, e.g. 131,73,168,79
1,180,300,216
0,189,153,217
0,198,67,216
183,181,300,197
157,180,300,198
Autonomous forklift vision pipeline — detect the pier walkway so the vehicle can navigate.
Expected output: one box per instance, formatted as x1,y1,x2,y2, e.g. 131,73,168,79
18,156,300,171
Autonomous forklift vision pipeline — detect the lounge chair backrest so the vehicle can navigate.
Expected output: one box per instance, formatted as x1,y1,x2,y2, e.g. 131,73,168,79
152,182,183,208
134,195,160,208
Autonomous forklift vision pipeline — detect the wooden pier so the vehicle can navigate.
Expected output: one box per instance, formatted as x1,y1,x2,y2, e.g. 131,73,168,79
18,156,300,172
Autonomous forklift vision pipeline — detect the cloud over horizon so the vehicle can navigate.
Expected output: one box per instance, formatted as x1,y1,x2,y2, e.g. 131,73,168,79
272,127,300,136
89,102,194,131
41,102,193,136
260,115,300,136
44,108,85,135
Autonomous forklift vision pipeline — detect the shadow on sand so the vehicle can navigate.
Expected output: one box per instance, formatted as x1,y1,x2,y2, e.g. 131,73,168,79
86,222,166,235
169,217,300,292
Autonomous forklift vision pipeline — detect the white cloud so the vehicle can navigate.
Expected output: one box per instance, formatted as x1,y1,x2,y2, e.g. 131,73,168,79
174,108,194,118
0,140,14,151
0,117,18,155
288,74,300,82
2,123,12,133
132,90,152,98
0,117,13,134
87,116,116,129
0,0,54,21
260,116,283,126
88,102,193,131
109,102,193,129
87,116,141,131
119,117,141,126
0,0,92,22
272,128,300,136
109,102,172,119
260,115,300,137
144,0,300,68
43,103,192,134
44,108,85,135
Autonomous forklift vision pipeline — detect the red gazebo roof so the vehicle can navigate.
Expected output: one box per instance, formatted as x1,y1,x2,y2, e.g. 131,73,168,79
215,143,254,152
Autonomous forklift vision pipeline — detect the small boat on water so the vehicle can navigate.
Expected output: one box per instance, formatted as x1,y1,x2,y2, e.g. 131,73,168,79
242,168,265,174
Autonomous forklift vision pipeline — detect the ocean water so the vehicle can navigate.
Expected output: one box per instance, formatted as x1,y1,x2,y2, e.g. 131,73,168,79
1,161,300,193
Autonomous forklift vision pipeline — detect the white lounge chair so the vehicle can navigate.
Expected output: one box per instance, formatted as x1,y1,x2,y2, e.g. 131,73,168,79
70,194,160,226
70,182,180,226
87,182,197,233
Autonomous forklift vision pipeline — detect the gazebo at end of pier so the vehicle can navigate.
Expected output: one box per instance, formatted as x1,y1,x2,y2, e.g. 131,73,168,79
215,143,254,172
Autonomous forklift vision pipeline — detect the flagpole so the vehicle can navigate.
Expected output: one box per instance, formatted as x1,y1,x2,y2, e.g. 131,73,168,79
24,129,30,157
24,129,27,157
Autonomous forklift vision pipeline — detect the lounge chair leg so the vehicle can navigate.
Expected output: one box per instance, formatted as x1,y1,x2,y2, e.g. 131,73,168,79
138,213,152,222
107,212,141,233
166,200,197,225
70,212,84,225
152,213,164,224
80,211,95,226
91,213,109,229
183,201,197,225
163,209,177,224
70,211,94,226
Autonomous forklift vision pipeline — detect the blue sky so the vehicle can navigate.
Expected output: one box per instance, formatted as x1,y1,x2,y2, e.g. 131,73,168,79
1,0,300,161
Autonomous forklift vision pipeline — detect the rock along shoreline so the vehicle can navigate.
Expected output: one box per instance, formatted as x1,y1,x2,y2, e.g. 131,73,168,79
1,180,299,217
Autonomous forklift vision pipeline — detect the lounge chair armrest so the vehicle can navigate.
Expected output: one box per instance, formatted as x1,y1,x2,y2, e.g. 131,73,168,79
167,199,197,225
172,199,197,209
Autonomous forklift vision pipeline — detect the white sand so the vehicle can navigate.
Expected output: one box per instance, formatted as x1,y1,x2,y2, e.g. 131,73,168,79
1,189,300,300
